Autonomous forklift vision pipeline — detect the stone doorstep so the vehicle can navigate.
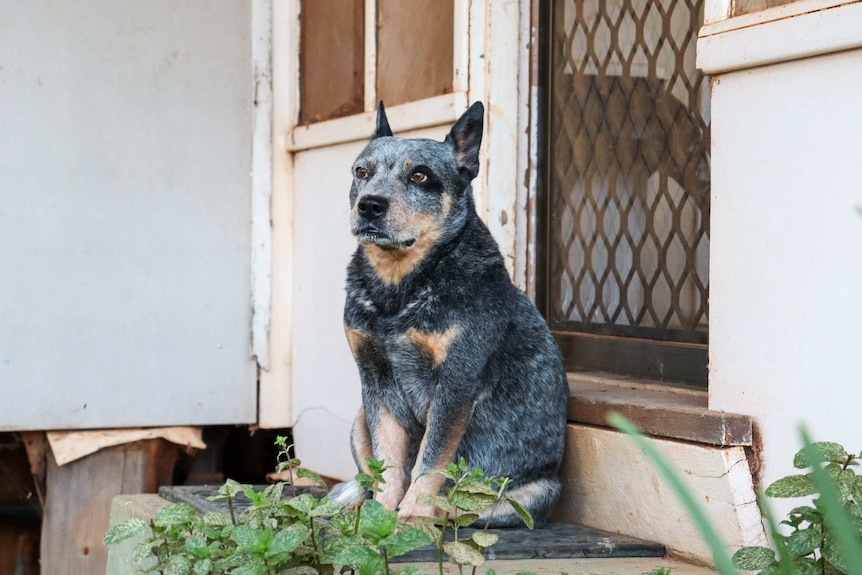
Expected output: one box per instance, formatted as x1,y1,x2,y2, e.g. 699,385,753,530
106,495,716,575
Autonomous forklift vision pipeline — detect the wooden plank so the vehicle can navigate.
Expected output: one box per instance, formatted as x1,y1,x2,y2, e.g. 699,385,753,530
41,440,177,575
567,373,753,446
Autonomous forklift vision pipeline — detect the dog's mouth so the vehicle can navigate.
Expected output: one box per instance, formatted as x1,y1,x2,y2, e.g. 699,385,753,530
353,226,417,250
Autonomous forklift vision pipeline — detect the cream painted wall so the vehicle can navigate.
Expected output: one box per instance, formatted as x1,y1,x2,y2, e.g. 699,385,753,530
707,45,862,493
290,125,459,480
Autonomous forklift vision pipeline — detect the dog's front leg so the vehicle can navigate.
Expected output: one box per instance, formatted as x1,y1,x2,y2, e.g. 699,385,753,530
398,393,473,521
364,399,411,511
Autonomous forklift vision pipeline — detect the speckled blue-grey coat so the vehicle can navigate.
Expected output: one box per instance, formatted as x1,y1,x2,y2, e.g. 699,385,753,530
342,102,568,527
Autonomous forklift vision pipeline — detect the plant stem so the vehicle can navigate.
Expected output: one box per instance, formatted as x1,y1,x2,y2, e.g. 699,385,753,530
227,496,237,526
309,516,321,572
353,498,364,536
382,548,391,575
438,511,449,575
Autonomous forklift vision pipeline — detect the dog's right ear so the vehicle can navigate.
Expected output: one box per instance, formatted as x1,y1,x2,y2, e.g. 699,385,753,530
445,101,484,179
372,101,393,139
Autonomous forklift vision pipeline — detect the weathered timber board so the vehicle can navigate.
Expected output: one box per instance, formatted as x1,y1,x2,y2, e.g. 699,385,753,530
160,485,666,561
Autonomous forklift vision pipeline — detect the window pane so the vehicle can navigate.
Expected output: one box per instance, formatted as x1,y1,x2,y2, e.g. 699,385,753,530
548,0,710,345
377,0,453,107
300,0,364,123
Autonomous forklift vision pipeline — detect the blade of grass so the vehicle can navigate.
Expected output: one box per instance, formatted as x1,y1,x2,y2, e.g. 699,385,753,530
607,412,737,575
799,426,862,569
755,489,794,575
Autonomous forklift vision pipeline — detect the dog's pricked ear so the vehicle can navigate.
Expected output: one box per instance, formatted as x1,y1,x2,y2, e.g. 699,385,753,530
445,102,484,179
372,101,394,139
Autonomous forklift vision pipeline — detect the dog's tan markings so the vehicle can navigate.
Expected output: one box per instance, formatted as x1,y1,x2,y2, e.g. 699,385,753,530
374,405,410,511
400,410,470,520
403,159,414,170
344,325,371,358
364,220,441,285
401,325,463,367
441,194,452,217
351,409,373,474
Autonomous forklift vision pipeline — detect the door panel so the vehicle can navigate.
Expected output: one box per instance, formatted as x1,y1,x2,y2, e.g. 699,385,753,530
0,1,256,429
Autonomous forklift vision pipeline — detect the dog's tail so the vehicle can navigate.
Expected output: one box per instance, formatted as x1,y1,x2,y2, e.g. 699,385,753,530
327,479,367,508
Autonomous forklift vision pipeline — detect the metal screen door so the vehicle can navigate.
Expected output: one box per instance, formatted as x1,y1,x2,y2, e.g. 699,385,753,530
543,0,710,385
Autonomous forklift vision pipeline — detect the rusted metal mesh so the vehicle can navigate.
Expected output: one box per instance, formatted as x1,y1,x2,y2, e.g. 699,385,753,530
548,0,710,343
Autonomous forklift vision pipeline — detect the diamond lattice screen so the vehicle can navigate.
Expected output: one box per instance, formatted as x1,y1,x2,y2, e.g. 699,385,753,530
548,0,710,344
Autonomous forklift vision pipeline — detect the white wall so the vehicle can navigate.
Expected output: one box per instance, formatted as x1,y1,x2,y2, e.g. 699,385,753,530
706,36,862,491
0,1,257,429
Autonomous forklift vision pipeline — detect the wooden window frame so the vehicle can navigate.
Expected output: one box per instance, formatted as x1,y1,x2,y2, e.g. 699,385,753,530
287,0,471,153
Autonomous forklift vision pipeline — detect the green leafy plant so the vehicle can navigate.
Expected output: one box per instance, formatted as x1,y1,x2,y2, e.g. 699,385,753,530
105,440,528,575
413,457,533,575
732,440,862,575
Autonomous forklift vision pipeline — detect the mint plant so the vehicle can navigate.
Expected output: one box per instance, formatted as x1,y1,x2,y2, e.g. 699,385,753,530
106,441,531,575
413,457,533,575
732,442,862,575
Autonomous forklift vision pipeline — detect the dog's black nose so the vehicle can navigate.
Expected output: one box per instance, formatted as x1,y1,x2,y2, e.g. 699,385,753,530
357,195,389,220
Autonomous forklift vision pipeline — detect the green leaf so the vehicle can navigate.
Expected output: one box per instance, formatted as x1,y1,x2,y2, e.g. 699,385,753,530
164,554,193,575
789,506,823,525
355,472,375,487
286,493,317,515
267,523,309,559
359,499,398,541
153,503,197,528
457,480,499,497
794,442,848,469
443,541,486,566
309,498,344,518
378,527,434,557
184,535,210,559
449,490,497,512
765,475,817,498
233,525,271,554
192,558,212,575
333,545,385,575
453,513,480,527
232,558,268,575
279,567,319,575
503,496,535,530
296,467,328,489
791,556,822,575
393,567,422,575
201,512,231,527
732,546,777,570
788,527,820,557
800,428,862,572
415,493,452,513
131,540,156,564
214,478,245,499
471,532,499,548
104,517,150,545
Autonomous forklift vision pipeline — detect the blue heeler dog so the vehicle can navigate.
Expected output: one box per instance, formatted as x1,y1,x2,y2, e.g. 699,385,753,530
337,101,568,527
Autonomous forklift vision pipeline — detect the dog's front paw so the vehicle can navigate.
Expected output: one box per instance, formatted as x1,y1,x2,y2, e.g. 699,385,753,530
397,491,440,522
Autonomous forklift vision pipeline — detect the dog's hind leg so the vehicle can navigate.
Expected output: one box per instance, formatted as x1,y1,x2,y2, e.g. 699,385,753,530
475,476,561,528
330,409,375,508
350,407,373,474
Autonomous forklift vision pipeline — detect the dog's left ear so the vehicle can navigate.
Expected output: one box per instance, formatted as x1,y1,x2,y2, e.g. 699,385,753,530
372,101,393,139
445,101,484,179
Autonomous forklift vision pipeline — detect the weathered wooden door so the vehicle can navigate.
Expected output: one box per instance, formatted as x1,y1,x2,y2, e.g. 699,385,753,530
0,1,257,429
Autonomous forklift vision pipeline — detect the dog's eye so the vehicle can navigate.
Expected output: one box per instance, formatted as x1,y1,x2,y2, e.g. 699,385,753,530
355,166,369,179
410,170,427,183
